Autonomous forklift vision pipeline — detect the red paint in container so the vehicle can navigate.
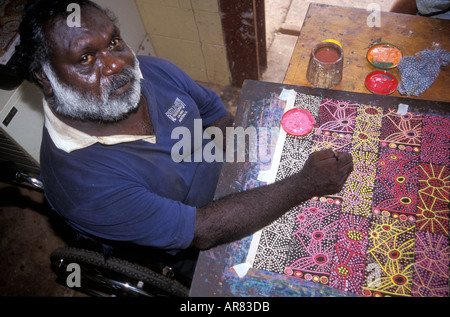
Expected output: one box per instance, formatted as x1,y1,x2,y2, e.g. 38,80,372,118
365,70,398,95
281,108,315,137
314,47,341,63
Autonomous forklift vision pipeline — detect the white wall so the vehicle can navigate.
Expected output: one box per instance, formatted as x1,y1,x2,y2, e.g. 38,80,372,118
93,0,155,55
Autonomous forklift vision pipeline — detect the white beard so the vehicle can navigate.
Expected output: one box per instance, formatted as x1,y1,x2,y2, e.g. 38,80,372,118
43,56,141,122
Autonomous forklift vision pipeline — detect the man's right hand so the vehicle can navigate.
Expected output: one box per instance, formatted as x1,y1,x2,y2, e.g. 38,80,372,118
297,149,354,198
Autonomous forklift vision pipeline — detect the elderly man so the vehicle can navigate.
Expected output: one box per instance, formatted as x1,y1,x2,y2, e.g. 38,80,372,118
16,0,353,284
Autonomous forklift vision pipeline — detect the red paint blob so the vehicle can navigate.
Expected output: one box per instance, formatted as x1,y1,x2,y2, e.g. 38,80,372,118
365,71,398,95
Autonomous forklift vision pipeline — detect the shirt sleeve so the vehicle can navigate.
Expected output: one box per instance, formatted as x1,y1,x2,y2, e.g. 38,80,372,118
186,80,229,126
139,56,228,126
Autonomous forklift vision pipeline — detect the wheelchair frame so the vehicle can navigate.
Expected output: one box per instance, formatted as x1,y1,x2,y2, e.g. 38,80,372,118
1,163,190,297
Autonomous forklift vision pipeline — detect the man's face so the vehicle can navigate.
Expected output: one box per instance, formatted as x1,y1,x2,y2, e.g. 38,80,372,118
42,5,141,122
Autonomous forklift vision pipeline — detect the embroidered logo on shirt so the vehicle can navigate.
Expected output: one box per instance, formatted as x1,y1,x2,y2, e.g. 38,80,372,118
166,98,188,123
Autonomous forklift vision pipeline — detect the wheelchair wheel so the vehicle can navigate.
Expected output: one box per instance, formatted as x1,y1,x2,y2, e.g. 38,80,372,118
50,247,190,297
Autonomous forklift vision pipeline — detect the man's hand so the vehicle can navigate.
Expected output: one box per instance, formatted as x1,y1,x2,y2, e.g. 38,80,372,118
297,149,354,197
193,148,353,250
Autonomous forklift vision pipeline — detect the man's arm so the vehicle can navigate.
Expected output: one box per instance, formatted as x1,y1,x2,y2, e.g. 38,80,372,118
390,0,418,14
191,149,354,250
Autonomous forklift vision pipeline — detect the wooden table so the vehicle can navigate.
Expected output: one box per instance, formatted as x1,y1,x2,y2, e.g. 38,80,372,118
189,80,449,297
284,3,450,103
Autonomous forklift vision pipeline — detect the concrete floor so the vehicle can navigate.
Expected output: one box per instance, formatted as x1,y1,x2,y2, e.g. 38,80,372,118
0,0,396,297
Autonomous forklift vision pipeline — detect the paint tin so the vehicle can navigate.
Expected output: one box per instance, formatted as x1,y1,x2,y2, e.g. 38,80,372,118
281,108,315,136
367,43,402,69
306,41,344,89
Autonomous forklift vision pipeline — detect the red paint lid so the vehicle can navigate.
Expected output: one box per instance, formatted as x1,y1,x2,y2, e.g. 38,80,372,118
365,70,398,95
281,108,315,136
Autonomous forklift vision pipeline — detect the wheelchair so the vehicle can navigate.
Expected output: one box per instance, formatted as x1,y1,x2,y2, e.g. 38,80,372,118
1,162,191,297
50,246,190,297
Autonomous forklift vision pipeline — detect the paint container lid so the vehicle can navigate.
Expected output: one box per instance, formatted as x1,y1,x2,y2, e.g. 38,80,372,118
367,43,402,69
281,108,315,136
365,70,398,95
323,39,342,48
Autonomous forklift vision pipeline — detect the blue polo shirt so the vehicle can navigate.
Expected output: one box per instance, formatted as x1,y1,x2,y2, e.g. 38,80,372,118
40,56,227,252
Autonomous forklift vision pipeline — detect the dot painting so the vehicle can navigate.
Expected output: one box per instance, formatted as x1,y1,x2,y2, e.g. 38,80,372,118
412,231,450,297
373,148,420,220
251,96,450,297
284,200,341,282
363,215,416,297
379,109,423,147
329,212,371,294
352,118,382,153
420,115,450,166
316,98,358,135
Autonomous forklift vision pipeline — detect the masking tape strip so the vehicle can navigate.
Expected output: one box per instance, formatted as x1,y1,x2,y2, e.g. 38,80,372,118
256,89,297,183
397,103,409,115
